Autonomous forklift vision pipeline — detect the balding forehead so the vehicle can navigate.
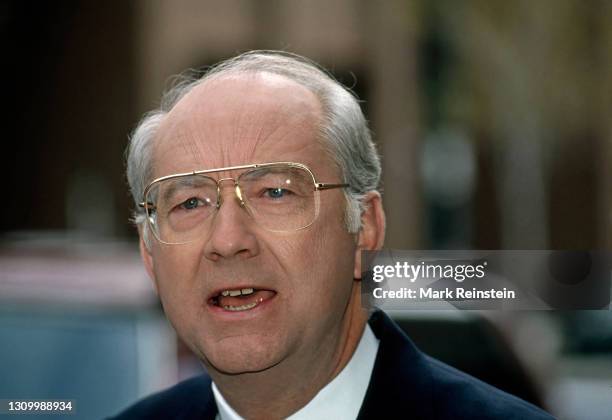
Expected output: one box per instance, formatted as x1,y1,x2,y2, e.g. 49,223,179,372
166,72,320,122
151,72,325,178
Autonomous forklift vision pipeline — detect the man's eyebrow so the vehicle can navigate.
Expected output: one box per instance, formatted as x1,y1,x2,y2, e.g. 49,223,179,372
159,176,213,203
241,167,279,181
241,166,303,181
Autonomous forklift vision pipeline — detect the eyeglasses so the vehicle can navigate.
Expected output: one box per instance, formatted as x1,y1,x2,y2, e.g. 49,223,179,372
140,162,349,244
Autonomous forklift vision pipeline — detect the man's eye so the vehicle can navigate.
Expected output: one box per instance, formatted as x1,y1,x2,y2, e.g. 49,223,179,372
180,197,207,210
264,188,291,199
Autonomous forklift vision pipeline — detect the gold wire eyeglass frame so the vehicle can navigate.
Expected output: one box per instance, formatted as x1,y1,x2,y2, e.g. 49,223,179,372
139,161,349,244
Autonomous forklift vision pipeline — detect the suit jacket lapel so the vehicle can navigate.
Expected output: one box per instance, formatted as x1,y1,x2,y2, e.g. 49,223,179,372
357,311,434,420
175,374,218,420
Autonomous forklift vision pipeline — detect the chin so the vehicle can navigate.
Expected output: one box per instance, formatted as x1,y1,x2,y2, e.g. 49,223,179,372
200,335,285,375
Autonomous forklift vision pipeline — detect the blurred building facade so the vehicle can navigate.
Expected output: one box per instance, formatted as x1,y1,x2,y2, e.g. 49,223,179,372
3,0,612,251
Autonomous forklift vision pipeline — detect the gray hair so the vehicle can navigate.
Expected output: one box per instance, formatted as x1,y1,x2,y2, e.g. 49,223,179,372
126,50,381,238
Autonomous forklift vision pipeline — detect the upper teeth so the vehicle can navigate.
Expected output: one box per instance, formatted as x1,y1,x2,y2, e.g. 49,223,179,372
221,288,254,297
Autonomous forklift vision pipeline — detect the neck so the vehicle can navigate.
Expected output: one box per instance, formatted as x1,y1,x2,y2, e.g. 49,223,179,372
208,285,368,419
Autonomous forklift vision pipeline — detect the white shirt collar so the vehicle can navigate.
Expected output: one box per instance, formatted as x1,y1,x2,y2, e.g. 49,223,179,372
212,323,380,420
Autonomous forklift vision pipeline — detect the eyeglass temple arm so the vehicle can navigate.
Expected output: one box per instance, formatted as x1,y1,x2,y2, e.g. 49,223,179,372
138,202,156,209
316,183,349,191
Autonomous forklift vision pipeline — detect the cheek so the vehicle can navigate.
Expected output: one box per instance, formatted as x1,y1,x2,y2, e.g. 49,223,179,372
151,245,205,316
281,218,356,313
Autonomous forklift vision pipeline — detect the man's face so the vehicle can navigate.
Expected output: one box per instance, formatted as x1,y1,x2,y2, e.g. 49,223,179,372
143,73,360,375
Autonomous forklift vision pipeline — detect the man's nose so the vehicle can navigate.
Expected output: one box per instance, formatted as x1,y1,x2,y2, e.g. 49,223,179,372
203,183,259,261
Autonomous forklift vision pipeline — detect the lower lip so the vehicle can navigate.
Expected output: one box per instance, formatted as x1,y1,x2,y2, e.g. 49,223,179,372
206,292,277,320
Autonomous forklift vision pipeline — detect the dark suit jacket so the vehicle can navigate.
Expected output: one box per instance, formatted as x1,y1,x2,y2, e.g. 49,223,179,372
110,310,554,419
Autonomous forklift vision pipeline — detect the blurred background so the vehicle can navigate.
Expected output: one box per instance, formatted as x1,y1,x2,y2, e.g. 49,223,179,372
1,1,611,419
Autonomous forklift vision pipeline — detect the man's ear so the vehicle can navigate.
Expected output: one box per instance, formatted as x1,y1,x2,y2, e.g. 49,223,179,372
354,191,385,279
139,232,159,295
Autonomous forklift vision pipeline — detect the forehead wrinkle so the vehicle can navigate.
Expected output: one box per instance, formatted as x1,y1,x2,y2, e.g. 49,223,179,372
242,99,322,161
154,121,217,179
156,73,325,178
166,122,209,172
180,129,205,171
237,102,294,161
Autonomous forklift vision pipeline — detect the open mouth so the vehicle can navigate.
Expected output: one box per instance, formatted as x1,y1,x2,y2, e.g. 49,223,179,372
209,287,276,312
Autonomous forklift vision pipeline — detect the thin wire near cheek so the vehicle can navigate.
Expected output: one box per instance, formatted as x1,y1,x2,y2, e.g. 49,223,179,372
234,184,246,207
311,190,321,228
232,184,257,223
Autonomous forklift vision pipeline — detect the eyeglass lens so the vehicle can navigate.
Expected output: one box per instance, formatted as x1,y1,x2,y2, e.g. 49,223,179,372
145,165,319,243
